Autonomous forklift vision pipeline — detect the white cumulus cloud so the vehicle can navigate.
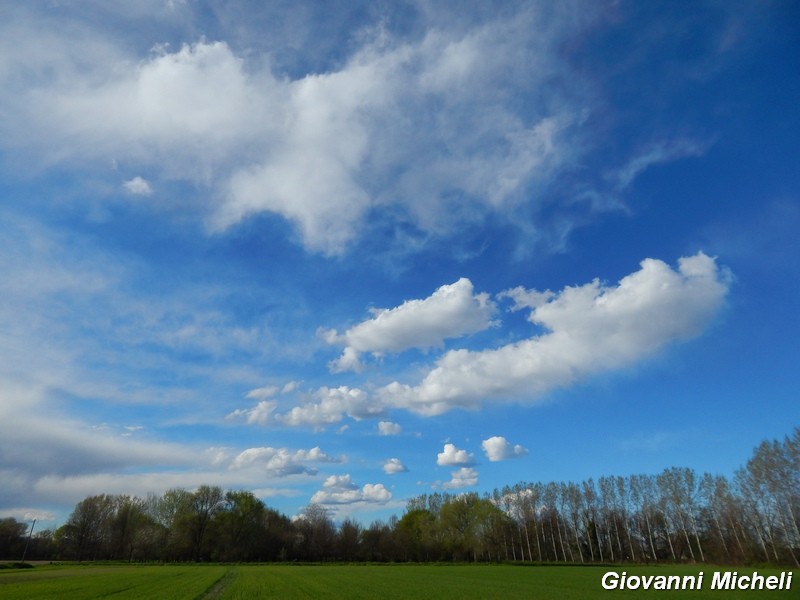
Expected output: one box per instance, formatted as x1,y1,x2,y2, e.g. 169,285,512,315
325,278,495,373
437,443,475,467
381,253,730,415
310,474,392,505
276,386,382,428
442,467,479,490
383,458,408,475
122,176,153,196
481,436,528,462
226,400,276,426
0,7,600,255
228,385,383,429
229,446,339,476
378,421,402,436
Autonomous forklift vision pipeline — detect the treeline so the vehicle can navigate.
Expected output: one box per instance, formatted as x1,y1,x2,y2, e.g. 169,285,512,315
2,427,797,565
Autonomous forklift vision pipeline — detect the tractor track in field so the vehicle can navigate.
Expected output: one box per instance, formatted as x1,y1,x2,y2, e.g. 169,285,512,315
197,567,236,600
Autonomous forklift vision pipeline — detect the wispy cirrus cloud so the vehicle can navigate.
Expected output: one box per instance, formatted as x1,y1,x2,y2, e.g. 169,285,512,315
0,391,342,513
613,139,712,190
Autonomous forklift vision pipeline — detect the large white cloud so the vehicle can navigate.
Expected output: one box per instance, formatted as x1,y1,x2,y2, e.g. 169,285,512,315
9,40,274,177
231,252,730,424
324,278,495,372
0,5,597,255
381,253,730,415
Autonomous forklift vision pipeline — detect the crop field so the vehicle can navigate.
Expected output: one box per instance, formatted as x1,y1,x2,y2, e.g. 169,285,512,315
0,564,796,599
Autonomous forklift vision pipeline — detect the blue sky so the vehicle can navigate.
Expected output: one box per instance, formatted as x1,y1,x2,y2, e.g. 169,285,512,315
1,0,798,526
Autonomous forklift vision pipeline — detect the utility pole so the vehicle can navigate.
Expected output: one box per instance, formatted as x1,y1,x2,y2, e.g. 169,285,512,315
21,519,36,563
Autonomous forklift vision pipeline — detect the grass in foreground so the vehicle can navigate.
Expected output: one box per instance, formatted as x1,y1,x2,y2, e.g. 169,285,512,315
0,564,228,600
0,563,795,599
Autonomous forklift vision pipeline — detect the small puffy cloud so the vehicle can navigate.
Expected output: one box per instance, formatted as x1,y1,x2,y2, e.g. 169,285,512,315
229,385,383,429
276,386,382,428
226,400,276,425
23,510,56,522
229,446,339,476
310,474,392,505
122,176,153,196
122,425,144,437
383,458,408,474
206,447,232,468
325,278,495,373
0,509,56,522
442,467,479,490
481,436,528,462
361,483,392,503
498,287,554,312
225,381,297,425
381,253,730,415
281,381,299,394
329,346,363,373
437,443,474,467
378,421,402,436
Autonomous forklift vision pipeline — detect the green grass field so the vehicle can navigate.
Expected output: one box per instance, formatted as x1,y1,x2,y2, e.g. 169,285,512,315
0,564,796,599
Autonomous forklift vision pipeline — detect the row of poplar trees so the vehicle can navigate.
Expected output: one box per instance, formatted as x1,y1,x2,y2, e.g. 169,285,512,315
2,427,797,565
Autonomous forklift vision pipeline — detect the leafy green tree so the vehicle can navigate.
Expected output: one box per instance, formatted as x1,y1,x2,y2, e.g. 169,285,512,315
396,508,438,561
336,518,362,561
360,520,395,561
185,485,224,562
213,490,267,561
149,488,192,560
0,517,28,559
296,504,335,561
438,493,504,562
109,495,150,561
56,494,115,560
261,507,295,561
